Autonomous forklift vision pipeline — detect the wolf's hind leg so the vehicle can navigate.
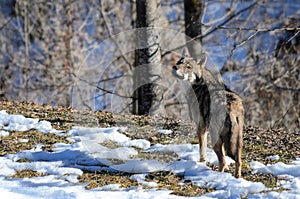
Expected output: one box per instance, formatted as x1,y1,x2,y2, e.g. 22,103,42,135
230,113,243,178
234,136,243,178
213,139,227,172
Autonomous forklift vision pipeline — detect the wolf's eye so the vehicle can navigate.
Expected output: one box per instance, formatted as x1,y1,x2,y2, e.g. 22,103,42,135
186,64,192,69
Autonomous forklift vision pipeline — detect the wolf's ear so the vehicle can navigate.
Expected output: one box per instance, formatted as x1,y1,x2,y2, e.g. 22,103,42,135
197,52,207,68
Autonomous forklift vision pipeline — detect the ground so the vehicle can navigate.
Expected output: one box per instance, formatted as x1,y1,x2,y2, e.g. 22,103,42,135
0,100,299,198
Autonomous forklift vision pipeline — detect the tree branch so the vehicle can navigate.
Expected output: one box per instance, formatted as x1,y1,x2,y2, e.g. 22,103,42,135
201,1,260,39
71,73,135,99
0,17,13,31
162,1,261,58
99,5,134,70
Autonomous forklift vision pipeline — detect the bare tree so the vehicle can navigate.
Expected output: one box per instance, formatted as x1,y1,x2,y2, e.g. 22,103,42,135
184,0,204,58
23,0,30,100
133,0,163,115
214,2,300,132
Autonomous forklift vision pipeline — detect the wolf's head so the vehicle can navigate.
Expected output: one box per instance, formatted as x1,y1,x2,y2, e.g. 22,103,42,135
172,51,207,84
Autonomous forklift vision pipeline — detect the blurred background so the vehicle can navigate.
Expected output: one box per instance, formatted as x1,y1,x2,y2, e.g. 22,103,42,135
0,0,299,132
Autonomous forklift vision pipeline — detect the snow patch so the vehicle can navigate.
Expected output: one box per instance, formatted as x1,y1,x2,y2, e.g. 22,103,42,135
0,130,9,136
130,174,157,187
111,160,166,173
266,155,280,161
158,129,173,135
18,138,29,143
0,110,61,134
251,161,300,177
121,139,150,149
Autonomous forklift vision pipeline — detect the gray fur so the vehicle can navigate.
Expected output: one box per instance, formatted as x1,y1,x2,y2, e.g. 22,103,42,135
173,52,244,178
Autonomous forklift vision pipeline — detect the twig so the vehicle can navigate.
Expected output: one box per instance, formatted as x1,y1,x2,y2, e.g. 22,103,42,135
201,1,260,39
229,30,259,57
0,17,13,31
272,104,295,129
99,5,133,70
71,73,135,99
282,29,300,45
162,0,260,57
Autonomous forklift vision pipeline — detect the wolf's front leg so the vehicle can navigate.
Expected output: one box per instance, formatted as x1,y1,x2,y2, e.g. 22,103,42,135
198,129,208,162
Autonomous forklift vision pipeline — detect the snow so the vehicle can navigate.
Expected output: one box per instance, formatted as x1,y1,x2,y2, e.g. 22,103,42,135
0,110,62,134
0,110,300,199
130,174,158,187
266,155,280,161
251,161,300,177
111,160,166,173
18,138,29,143
0,130,9,136
158,129,173,135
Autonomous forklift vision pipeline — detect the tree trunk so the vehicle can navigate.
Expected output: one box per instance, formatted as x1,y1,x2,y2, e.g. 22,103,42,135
184,0,204,59
63,2,74,106
24,0,30,100
133,0,163,115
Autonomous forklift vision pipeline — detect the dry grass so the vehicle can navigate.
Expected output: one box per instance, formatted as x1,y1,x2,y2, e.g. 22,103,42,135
10,169,45,178
0,130,71,156
146,171,215,196
78,171,138,190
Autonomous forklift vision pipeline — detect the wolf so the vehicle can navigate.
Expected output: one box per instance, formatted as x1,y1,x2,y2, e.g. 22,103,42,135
172,52,244,178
